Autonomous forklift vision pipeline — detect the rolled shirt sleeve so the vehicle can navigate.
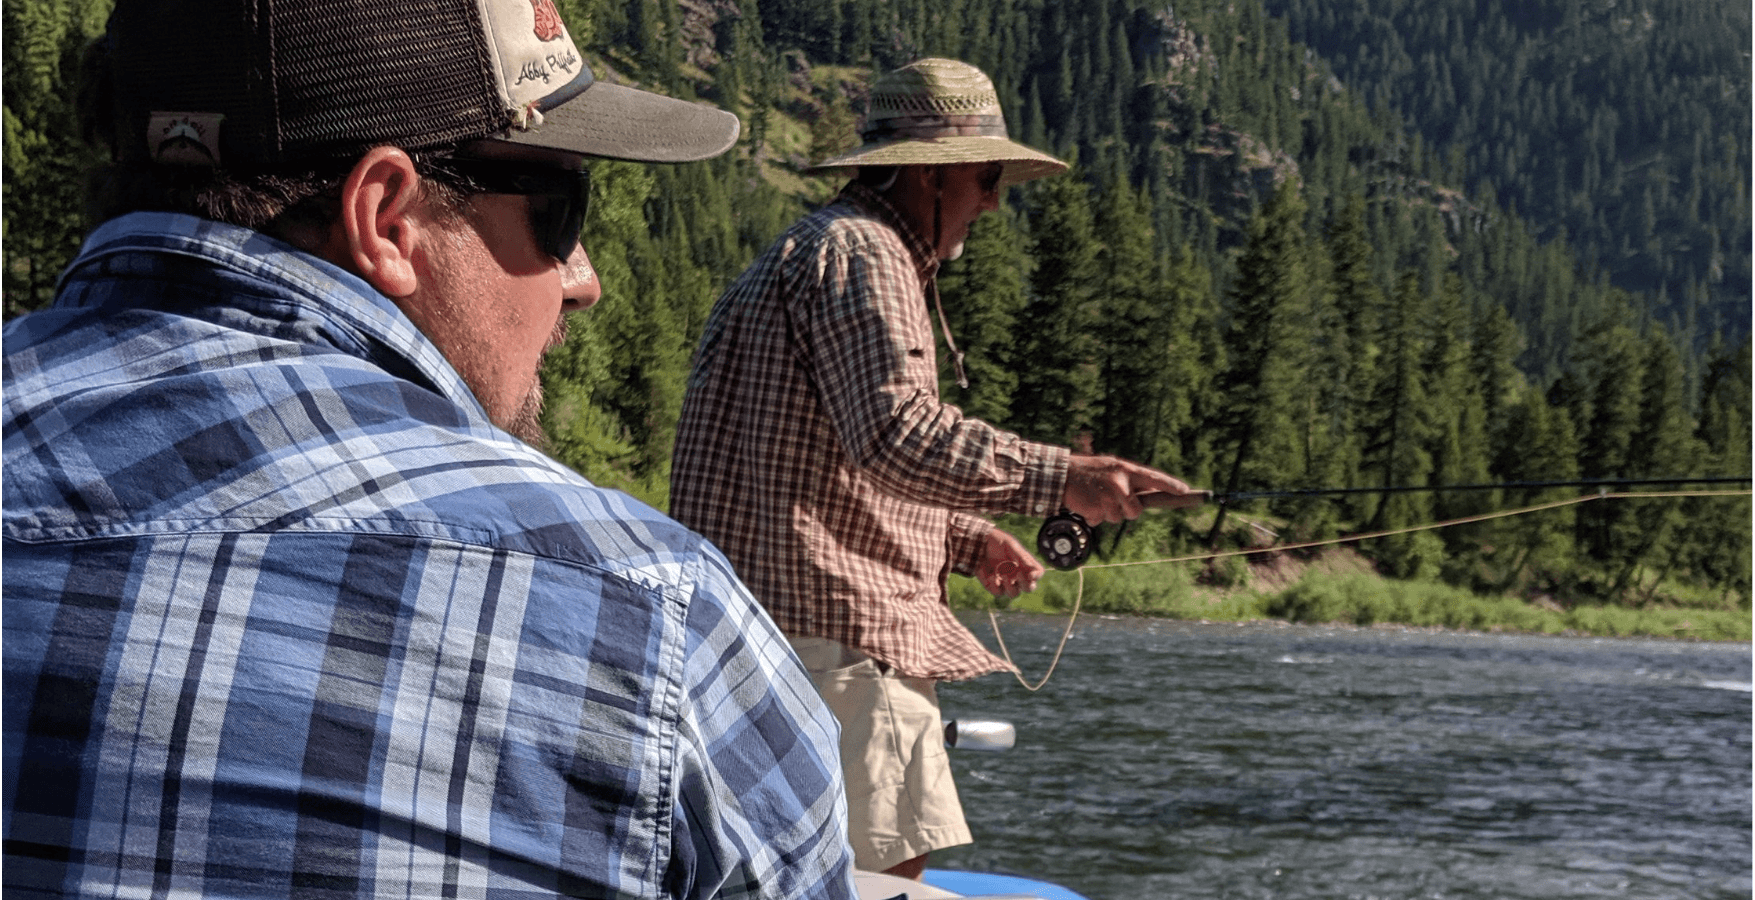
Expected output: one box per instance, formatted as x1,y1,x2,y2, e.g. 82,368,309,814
794,228,1069,518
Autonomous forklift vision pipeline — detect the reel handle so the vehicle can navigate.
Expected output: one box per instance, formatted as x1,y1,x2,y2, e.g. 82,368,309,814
1036,509,1093,570
1036,491,1210,570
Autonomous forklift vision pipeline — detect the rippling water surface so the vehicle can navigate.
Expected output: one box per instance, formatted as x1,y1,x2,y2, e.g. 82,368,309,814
934,615,1751,900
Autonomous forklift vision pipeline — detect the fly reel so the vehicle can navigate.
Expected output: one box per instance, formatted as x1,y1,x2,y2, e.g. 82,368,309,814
1036,508,1095,570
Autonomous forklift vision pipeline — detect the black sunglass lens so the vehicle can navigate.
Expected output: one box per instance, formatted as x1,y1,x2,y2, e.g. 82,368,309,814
564,171,588,255
528,196,574,262
432,158,588,262
536,172,588,261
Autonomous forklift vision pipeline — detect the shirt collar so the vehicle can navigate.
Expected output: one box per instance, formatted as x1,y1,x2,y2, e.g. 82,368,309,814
60,211,478,413
837,182,941,281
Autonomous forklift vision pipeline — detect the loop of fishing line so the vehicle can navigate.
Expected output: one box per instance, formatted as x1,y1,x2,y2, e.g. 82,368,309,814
990,488,1752,692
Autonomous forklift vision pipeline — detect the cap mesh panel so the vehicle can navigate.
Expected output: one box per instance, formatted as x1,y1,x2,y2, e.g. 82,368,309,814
270,0,502,160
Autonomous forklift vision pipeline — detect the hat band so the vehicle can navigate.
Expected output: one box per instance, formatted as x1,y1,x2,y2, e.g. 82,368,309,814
864,113,1009,141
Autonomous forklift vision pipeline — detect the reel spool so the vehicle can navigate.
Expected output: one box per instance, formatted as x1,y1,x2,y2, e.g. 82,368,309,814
1036,508,1095,570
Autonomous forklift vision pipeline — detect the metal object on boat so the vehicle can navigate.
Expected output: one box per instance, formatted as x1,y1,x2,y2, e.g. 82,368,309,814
943,718,1015,751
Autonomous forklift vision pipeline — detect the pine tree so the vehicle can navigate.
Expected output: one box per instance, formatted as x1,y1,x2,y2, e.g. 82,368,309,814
1471,303,1526,452
1361,272,1439,575
1487,388,1582,593
1566,321,1646,566
1155,245,1224,484
3,0,111,317
1424,271,1492,513
1684,340,1753,604
1210,178,1317,537
540,160,669,500
937,209,1031,425
1319,193,1384,516
1011,169,1102,445
808,89,859,169
1092,175,1166,462
1615,329,1704,598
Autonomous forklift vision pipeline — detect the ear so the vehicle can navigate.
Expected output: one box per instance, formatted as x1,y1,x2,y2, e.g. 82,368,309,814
898,164,936,196
335,146,428,298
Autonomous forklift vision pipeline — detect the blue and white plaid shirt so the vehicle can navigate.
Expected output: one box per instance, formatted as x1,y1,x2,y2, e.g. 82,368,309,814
2,213,855,899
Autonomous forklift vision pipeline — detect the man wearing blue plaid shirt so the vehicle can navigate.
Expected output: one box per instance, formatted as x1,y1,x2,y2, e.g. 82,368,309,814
1,1,854,897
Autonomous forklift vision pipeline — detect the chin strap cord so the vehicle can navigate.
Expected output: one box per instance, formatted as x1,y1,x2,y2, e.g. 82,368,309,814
928,169,969,388
932,280,969,389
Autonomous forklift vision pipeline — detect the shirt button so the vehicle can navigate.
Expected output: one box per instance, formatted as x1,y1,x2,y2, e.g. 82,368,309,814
1033,502,1046,514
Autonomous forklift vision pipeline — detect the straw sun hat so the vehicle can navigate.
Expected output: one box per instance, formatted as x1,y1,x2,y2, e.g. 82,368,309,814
810,58,1067,187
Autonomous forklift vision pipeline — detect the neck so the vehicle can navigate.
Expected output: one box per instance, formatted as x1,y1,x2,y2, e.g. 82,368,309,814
880,167,948,260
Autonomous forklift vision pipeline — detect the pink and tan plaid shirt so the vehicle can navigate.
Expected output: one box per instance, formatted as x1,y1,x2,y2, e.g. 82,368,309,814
671,184,1069,681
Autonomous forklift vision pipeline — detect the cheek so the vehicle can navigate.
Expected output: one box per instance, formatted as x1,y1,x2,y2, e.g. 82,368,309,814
436,238,552,367
479,204,566,341
491,275,567,380
511,272,563,332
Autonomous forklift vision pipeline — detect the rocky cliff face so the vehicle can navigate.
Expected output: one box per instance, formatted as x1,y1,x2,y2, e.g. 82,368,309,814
1143,5,1485,247
676,0,741,71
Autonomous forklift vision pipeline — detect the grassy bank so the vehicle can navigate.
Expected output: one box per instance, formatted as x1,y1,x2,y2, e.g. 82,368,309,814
947,561,1752,642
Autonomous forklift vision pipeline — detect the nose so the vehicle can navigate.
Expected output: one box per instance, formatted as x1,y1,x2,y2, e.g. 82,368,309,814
558,242,602,311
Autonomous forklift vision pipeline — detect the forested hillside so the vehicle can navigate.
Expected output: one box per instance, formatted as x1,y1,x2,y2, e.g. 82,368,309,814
4,0,1748,609
1264,0,1751,356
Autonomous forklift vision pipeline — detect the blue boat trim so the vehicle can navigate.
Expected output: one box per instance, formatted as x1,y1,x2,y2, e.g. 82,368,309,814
922,868,1093,900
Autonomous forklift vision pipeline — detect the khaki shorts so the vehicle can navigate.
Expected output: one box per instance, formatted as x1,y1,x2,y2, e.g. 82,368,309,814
789,637,972,872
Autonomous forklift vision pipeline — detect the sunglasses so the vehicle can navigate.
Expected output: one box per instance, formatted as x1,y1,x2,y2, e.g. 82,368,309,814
427,156,591,262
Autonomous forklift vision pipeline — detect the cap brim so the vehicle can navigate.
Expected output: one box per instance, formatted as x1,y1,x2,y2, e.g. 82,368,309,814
502,80,741,163
808,135,1068,186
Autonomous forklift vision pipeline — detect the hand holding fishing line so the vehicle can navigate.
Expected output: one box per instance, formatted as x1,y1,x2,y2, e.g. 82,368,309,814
977,528,1043,598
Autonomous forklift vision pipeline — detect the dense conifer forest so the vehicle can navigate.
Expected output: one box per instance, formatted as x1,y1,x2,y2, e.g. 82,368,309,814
5,0,1749,611
1264,0,1751,354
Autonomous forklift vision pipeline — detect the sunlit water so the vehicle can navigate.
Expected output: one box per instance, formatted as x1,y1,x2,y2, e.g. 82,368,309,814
935,614,1752,899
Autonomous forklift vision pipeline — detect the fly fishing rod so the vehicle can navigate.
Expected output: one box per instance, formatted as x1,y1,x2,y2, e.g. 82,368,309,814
1035,476,1751,570
1212,476,1753,504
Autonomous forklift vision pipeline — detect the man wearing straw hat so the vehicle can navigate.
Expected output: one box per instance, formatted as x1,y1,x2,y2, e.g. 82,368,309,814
672,58,1196,877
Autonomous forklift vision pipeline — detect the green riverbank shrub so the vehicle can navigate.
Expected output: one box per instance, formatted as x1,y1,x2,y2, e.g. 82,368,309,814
952,566,1751,640
1562,605,1751,641
1267,574,1558,632
1207,553,1252,588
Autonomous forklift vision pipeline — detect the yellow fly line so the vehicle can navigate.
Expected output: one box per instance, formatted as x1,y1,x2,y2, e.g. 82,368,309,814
990,488,1752,691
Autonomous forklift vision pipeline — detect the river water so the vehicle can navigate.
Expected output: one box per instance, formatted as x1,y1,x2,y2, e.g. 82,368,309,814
934,614,1752,900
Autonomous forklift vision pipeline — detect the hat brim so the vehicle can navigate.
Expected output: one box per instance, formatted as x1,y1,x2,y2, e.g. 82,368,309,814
808,135,1068,186
501,80,741,163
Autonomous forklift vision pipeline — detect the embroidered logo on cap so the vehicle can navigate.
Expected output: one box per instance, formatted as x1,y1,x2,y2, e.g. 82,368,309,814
149,112,225,166
530,0,563,41
487,0,591,125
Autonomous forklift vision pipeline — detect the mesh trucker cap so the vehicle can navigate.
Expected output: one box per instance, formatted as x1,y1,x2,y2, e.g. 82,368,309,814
107,0,740,169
